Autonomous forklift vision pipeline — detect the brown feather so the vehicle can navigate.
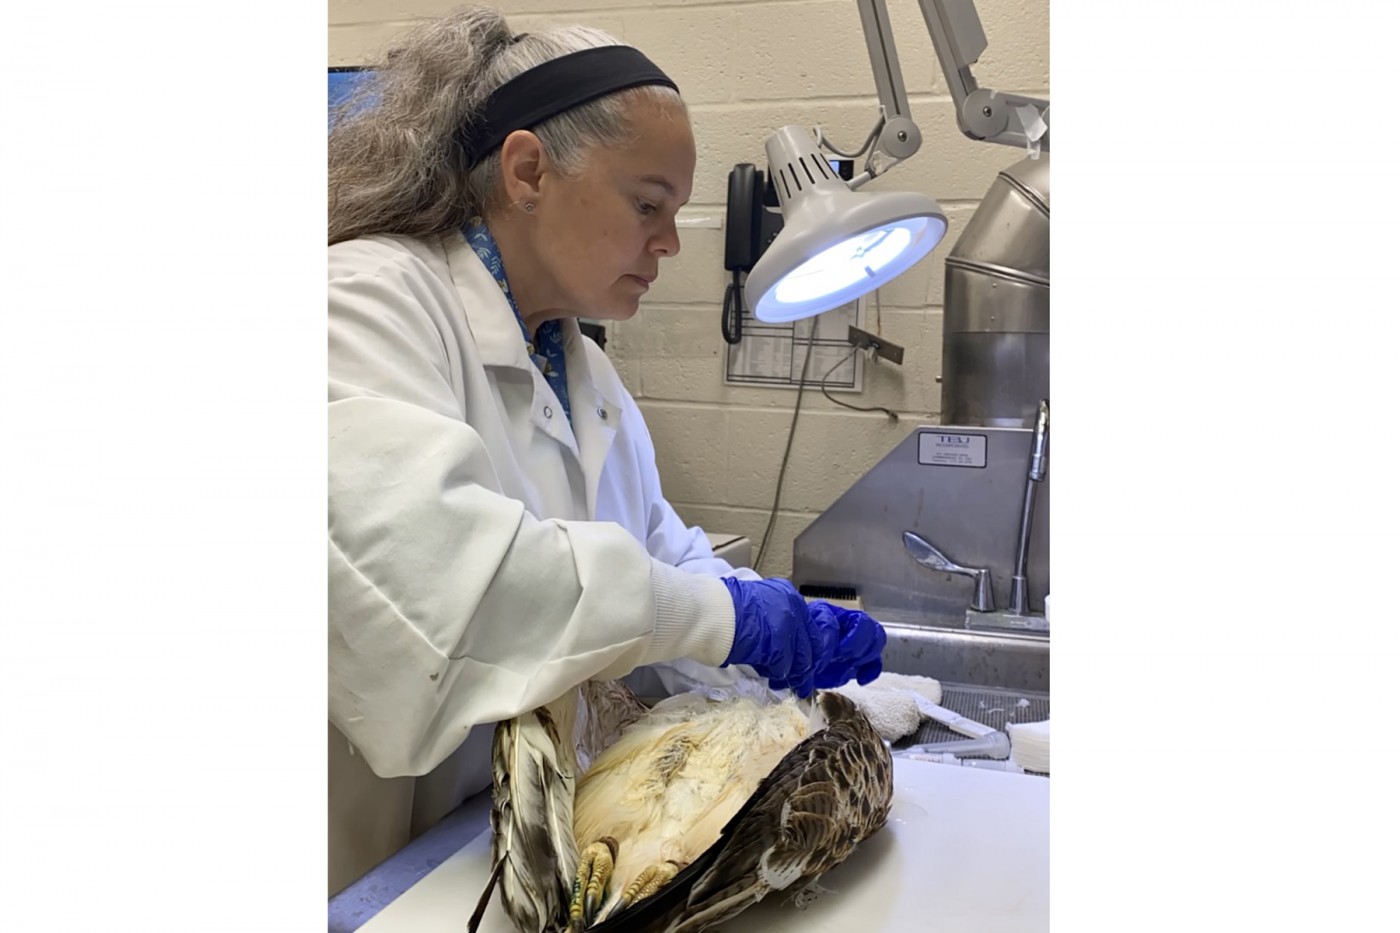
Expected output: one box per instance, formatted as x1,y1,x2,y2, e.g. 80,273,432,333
487,702,579,933
678,692,891,932
572,679,647,772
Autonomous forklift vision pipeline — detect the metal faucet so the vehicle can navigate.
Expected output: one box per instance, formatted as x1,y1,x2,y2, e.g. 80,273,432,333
901,531,995,612
1008,399,1050,616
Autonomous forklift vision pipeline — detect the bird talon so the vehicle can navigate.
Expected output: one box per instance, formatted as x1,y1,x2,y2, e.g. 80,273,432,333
793,879,835,909
569,836,618,929
618,859,683,909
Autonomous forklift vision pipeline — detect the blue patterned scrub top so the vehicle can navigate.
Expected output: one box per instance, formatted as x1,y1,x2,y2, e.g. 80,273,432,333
462,218,572,426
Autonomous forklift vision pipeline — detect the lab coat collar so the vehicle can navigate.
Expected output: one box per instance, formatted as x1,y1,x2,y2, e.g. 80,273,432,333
441,233,536,372
562,324,627,415
441,232,628,499
442,232,627,414
562,324,623,517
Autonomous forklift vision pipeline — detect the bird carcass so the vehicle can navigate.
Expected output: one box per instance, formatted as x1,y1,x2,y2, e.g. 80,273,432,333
471,678,894,933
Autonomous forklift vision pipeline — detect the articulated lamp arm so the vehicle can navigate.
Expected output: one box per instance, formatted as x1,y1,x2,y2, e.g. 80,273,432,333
852,0,923,187
916,0,1049,151
849,0,1049,185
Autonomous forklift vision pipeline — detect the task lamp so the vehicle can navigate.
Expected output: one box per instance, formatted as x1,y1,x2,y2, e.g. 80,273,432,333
742,0,1049,323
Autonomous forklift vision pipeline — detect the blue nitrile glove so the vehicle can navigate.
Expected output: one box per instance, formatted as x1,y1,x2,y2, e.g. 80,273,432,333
806,601,886,688
721,577,818,696
720,578,888,696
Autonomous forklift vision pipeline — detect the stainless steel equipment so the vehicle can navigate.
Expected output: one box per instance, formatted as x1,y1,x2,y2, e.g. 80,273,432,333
940,153,1050,428
763,0,1051,695
792,422,1049,687
902,531,993,611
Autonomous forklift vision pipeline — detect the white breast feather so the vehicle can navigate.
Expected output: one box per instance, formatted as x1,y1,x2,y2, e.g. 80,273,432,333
572,695,812,917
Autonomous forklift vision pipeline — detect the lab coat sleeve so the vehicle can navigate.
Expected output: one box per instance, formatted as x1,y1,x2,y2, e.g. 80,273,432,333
621,393,765,582
328,244,735,779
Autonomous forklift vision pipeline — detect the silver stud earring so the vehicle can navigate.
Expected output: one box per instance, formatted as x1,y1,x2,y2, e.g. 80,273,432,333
523,202,535,214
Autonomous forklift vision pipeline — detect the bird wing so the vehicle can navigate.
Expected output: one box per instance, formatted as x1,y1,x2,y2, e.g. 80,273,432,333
479,702,579,933
472,679,646,933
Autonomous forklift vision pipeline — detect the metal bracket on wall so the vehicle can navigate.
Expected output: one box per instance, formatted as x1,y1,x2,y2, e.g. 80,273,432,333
847,325,905,365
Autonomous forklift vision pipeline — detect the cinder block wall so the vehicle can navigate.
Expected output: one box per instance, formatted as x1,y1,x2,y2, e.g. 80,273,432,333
330,0,1049,577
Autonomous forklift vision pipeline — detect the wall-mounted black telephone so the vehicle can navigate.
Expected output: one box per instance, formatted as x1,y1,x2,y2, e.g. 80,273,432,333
721,164,783,344
721,158,852,344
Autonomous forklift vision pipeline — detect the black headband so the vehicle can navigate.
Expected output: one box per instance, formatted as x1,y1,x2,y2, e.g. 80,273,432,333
459,45,679,168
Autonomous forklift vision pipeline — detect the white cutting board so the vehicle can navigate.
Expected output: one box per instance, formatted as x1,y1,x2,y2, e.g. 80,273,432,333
360,758,1048,933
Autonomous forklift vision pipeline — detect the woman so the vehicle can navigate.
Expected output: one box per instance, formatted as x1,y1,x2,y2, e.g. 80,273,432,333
327,5,886,892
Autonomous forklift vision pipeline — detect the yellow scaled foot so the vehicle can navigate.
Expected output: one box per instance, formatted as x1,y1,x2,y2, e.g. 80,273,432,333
570,836,618,931
617,860,683,910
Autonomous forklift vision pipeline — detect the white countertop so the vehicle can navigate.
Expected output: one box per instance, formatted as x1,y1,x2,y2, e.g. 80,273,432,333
354,758,1049,933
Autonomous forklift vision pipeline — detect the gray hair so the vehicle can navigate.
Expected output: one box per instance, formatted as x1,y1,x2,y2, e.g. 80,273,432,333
328,5,685,245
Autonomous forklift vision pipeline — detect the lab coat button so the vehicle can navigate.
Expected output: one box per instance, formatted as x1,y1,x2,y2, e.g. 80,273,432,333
597,407,608,420
543,405,553,419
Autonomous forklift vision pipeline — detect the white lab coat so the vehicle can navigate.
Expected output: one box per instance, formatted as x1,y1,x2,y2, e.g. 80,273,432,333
328,231,750,893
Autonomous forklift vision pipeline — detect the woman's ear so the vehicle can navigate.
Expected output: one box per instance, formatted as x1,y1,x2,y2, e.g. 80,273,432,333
499,130,547,206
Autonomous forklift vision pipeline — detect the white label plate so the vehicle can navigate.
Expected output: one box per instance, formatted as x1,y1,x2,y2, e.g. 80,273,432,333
918,432,988,468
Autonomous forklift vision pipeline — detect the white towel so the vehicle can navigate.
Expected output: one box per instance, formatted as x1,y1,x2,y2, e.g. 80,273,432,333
833,672,945,742
1006,719,1050,773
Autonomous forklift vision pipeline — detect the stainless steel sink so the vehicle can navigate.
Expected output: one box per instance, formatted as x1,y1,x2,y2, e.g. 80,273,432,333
879,619,1048,694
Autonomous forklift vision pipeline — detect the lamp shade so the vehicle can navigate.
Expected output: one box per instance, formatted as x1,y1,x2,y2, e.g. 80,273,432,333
745,126,947,323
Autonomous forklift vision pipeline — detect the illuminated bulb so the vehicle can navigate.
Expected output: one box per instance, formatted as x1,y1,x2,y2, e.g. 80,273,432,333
774,223,917,305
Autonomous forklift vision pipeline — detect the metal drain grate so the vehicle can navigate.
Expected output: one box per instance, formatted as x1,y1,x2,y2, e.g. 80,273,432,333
893,683,1050,753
